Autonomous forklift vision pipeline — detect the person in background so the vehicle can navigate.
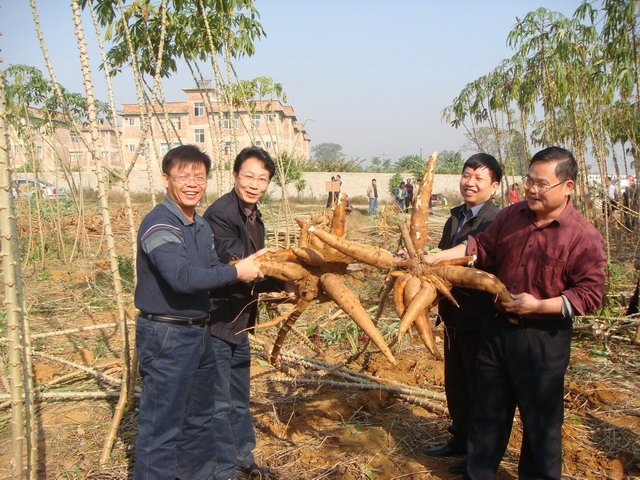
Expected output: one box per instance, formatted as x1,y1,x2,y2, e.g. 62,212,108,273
395,181,407,212
424,147,605,478
424,154,502,474
326,175,336,207
405,178,414,212
204,146,283,480
508,183,520,204
133,145,263,480
367,178,379,216
623,175,638,230
605,176,618,214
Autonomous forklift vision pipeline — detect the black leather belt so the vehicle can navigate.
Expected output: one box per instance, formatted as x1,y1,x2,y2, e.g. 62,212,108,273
139,312,209,327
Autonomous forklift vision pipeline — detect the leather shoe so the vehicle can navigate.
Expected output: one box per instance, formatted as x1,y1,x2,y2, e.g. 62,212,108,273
447,458,467,475
237,463,272,480
424,443,466,457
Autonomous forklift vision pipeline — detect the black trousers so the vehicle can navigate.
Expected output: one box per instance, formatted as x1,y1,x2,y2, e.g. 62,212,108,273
443,326,482,450
465,316,571,480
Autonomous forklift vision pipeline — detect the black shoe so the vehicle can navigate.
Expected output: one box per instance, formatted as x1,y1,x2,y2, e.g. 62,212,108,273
237,463,272,480
447,458,467,475
424,443,466,457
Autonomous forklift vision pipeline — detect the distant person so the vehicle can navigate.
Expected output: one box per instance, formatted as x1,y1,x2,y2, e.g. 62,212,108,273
395,181,407,212
326,176,336,207
605,176,618,214
508,183,520,204
405,178,414,212
367,179,379,216
623,175,638,229
335,174,343,204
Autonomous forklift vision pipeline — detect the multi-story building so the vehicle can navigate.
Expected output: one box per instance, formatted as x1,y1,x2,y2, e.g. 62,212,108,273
9,87,310,178
119,86,310,169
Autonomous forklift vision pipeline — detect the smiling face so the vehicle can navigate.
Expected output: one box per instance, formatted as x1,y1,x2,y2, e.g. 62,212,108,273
233,156,271,208
525,160,574,223
162,161,207,221
459,166,499,208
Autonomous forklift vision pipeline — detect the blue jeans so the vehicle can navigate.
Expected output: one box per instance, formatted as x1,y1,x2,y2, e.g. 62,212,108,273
210,336,256,480
368,197,378,216
134,317,216,480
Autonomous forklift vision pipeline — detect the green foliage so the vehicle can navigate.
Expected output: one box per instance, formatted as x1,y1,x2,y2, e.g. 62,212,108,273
388,172,404,196
436,150,464,175
272,151,309,195
117,255,135,293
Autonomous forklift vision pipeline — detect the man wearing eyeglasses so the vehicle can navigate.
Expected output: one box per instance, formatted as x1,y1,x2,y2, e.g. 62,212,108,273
424,147,606,479
203,146,281,480
134,145,263,480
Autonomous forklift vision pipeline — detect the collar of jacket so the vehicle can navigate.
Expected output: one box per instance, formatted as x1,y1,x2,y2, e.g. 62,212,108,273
229,188,263,222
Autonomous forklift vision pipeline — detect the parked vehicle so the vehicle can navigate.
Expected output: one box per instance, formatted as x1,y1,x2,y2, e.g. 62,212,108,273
14,179,67,199
430,193,447,206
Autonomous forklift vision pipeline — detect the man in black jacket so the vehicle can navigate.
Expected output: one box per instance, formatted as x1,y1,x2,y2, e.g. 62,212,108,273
425,154,502,471
203,147,281,480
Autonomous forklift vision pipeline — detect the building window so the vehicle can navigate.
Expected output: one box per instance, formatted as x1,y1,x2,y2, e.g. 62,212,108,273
194,128,205,143
266,114,273,123
160,143,170,156
128,117,135,126
194,102,204,116
252,114,261,128
225,142,232,155
235,114,239,128
255,141,261,147
171,118,181,130
223,113,230,129
70,131,81,143
139,146,146,157
266,141,272,149
70,151,82,164
128,144,136,153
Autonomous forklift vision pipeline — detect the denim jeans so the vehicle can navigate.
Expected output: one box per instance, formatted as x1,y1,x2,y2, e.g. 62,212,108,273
210,336,256,480
368,197,378,216
134,317,216,480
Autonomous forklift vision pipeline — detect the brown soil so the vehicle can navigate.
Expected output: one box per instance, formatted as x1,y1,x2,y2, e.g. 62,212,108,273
1,204,639,479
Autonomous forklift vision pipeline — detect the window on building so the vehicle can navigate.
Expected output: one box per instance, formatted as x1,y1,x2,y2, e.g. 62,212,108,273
139,146,146,156
223,113,231,129
194,102,204,116
128,117,135,126
70,131,81,143
70,151,82,164
266,141,272,149
225,142,232,155
171,117,181,130
252,114,261,128
160,143,170,156
266,114,274,123
128,144,136,153
194,128,205,143
255,141,262,147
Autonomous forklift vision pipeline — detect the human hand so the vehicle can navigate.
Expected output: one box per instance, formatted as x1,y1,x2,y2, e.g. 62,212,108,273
501,292,541,316
235,255,264,282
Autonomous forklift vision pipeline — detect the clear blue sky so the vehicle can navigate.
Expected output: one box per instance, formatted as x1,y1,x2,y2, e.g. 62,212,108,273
1,0,585,162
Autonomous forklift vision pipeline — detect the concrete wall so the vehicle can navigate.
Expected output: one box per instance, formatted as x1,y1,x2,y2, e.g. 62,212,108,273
25,170,522,204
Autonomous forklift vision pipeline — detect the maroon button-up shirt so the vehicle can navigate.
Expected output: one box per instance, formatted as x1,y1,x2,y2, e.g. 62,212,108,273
466,199,606,318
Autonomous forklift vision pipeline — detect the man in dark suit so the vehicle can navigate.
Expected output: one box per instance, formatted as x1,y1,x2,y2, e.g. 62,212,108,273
425,154,502,473
203,146,281,480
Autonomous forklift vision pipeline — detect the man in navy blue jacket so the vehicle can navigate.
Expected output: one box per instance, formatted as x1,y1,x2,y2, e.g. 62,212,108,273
134,145,262,480
204,147,282,480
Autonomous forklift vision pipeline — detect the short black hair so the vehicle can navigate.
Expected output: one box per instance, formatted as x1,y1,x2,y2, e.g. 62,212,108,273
400,181,406,186
162,145,211,176
463,153,502,183
233,146,276,179
530,146,577,182
372,178,377,182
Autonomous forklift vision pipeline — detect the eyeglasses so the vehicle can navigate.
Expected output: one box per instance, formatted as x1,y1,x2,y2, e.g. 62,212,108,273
238,173,269,187
171,175,207,185
522,175,567,193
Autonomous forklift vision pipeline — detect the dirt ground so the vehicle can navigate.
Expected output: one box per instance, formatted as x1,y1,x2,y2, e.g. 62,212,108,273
1,202,639,479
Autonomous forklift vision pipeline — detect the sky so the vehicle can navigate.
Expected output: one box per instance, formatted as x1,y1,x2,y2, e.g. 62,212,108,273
0,0,587,163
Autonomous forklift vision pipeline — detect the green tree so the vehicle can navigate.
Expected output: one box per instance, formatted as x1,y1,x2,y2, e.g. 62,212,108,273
312,142,344,164
436,150,463,175
271,151,308,196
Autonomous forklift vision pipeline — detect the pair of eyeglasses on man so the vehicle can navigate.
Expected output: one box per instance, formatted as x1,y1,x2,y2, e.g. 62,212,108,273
238,173,269,186
522,175,567,192
171,175,208,185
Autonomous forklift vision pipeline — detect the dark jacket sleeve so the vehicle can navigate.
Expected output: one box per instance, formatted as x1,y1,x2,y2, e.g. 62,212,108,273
438,201,500,331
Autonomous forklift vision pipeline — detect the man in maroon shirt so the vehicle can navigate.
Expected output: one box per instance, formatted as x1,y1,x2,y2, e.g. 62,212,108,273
425,147,606,479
